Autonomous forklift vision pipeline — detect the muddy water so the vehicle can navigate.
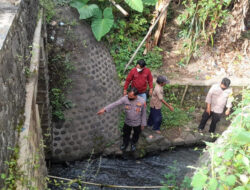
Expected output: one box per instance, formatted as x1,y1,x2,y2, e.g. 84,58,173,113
48,147,202,189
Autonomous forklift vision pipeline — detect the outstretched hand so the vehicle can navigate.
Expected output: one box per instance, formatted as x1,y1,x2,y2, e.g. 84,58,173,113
97,108,106,115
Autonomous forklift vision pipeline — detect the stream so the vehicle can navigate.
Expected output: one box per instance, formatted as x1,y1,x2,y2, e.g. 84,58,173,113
48,147,202,189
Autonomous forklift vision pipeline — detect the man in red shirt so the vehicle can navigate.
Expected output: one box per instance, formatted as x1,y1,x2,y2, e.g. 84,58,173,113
123,59,153,101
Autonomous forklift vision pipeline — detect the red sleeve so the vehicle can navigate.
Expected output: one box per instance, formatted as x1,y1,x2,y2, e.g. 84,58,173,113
124,69,134,90
147,69,153,89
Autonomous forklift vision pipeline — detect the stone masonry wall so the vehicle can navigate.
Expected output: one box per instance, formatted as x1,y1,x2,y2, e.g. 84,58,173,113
0,0,39,186
48,7,121,161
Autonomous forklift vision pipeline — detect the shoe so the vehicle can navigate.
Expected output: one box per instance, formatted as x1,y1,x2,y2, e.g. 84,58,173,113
155,130,161,134
131,144,136,152
120,144,128,151
198,129,203,133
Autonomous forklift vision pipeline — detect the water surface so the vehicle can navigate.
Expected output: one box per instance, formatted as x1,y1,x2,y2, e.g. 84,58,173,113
48,147,202,189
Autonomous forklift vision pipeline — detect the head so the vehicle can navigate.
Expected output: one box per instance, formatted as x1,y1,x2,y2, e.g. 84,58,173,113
127,87,139,101
156,76,170,86
220,78,231,90
136,59,146,72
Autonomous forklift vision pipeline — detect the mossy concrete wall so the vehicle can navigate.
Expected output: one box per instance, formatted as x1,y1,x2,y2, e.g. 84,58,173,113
164,85,242,108
0,0,39,184
0,1,48,189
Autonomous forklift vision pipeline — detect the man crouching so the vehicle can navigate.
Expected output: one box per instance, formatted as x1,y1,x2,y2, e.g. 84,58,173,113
97,87,146,151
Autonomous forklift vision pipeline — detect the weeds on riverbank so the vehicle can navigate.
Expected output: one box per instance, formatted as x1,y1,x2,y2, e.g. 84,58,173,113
161,160,192,190
161,85,195,129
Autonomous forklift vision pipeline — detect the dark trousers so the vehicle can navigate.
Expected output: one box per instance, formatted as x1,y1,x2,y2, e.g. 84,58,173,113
147,107,162,130
198,111,222,133
123,123,141,145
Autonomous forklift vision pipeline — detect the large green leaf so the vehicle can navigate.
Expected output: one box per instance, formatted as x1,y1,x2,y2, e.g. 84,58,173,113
125,0,143,12
232,128,250,145
70,0,89,9
208,178,218,190
142,0,157,6
192,172,207,189
70,0,99,19
225,175,236,186
91,7,114,41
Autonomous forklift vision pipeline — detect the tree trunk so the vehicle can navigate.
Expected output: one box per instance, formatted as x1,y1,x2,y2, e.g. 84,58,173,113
144,0,171,54
216,0,249,50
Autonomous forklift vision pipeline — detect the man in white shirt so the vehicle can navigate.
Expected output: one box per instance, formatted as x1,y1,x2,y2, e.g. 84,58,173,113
198,78,233,133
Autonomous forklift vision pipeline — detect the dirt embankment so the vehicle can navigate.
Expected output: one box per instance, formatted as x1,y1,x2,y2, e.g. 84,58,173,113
157,2,250,86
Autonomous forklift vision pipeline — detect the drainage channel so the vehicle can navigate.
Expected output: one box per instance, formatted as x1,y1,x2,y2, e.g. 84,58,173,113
48,147,202,189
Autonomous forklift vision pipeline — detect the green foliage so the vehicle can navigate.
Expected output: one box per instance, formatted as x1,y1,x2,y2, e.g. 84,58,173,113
1,147,20,190
128,14,148,34
161,105,194,129
106,11,162,80
70,0,156,41
46,177,88,189
1,126,46,189
48,53,75,121
91,7,114,41
161,160,192,189
191,87,250,189
177,0,233,64
160,85,195,129
125,0,144,12
50,88,73,120
40,0,55,23
24,67,31,78
70,0,98,19
166,2,174,22
142,0,157,6
70,0,114,41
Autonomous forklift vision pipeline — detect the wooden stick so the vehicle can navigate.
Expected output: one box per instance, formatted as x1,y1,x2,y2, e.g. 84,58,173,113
48,175,174,189
181,85,189,106
109,0,129,16
124,1,171,72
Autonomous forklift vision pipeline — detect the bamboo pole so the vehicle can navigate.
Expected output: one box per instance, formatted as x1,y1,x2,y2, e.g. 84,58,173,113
181,85,189,106
48,175,174,189
124,1,171,72
109,0,129,16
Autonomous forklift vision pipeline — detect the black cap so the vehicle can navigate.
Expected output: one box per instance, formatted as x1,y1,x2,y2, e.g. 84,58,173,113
157,76,170,84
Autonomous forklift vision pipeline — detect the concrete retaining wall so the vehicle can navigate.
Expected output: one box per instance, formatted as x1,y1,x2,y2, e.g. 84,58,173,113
0,0,39,183
0,1,48,189
164,85,242,108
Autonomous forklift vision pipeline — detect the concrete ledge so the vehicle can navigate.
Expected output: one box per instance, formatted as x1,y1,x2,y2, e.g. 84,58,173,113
17,11,47,190
169,77,250,87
